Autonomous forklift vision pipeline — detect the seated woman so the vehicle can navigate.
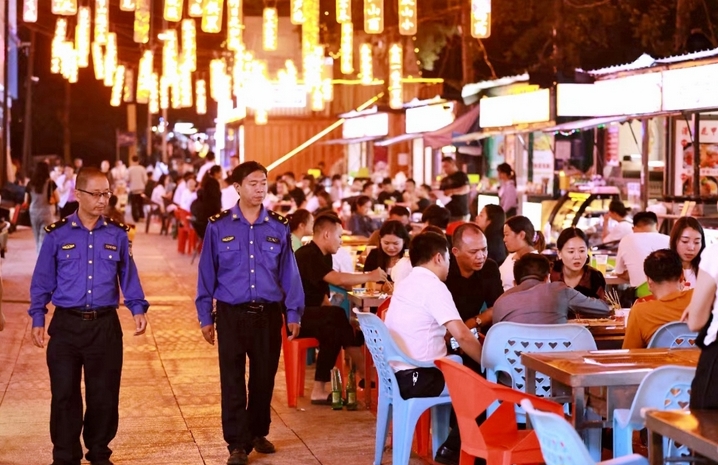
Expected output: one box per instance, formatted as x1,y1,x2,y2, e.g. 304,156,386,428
362,220,410,294
288,209,314,252
499,215,546,291
190,176,222,239
151,174,177,213
550,227,606,299
475,204,507,266
347,195,377,237
670,216,705,290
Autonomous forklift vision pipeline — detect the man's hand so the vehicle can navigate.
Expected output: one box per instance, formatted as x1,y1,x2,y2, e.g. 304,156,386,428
32,327,45,348
134,314,148,336
201,324,215,345
287,323,301,340
370,268,388,283
680,307,690,323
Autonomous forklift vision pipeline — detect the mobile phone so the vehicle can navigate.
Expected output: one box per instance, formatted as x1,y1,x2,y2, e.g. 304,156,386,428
450,327,478,350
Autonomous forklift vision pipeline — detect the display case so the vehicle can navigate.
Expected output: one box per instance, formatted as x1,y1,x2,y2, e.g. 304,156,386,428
547,187,621,247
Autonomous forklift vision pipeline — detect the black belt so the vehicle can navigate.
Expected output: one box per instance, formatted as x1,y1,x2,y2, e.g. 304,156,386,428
57,306,116,321
223,302,281,313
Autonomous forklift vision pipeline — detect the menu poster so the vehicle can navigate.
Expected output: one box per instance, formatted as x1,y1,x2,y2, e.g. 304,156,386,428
675,119,718,196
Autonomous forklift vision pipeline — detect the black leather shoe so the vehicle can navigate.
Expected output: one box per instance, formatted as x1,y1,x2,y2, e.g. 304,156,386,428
434,445,459,465
226,449,248,465
252,436,276,454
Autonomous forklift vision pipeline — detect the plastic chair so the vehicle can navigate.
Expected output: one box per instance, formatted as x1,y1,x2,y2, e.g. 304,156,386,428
377,297,391,320
175,209,190,253
521,399,648,465
435,358,564,465
145,201,169,234
446,220,467,237
354,310,452,465
613,365,695,460
647,322,698,349
329,284,351,318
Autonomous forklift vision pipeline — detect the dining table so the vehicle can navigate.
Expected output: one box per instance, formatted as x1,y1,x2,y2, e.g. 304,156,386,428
348,290,390,313
645,409,718,464
573,317,626,350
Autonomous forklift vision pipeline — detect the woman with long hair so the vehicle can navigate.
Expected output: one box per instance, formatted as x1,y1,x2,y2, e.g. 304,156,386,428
475,204,507,265
288,209,314,252
550,227,606,299
190,175,222,239
363,220,410,293
347,195,376,237
23,161,58,252
496,163,518,218
669,217,705,290
499,215,546,291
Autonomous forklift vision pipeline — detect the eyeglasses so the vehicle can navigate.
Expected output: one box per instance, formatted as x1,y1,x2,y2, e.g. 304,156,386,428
77,189,112,200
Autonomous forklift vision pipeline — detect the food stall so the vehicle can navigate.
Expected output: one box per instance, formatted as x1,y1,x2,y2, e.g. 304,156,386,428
546,187,621,247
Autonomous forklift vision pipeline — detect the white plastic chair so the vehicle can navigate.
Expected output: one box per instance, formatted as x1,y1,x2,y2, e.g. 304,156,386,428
522,399,649,465
613,365,695,463
647,322,698,349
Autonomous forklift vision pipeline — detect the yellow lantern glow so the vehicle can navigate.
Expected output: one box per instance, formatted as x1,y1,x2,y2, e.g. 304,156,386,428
104,33,117,87
196,79,207,115
23,0,38,23
181,19,197,71
60,41,77,83
75,6,90,68
226,0,243,51
336,0,351,23
359,43,372,85
470,0,491,38
110,64,126,107
51,18,68,74
340,22,353,74
232,52,246,98
136,50,153,103
310,86,324,111
290,0,304,24
52,0,77,16
163,0,183,22
124,68,134,102
162,29,179,82
398,0,416,36
134,0,151,44
91,42,104,80
180,67,193,108
302,0,319,70
322,57,333,102
188,0,203,17
149,72,159,114
120,0,135,11
171,77,181,109
160,75,170,110
262,7,278,51
388,43,402,109
202,0,223,33
94,0,109,45
364,0,383,34
209,59,226,102
255,109,268,125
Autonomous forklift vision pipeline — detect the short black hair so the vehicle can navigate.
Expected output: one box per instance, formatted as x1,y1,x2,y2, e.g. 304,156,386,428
452,223,484,250
205,151,216,161
556,227,588,251
283,171,296,180
609,200,628,218
332,174,342,181
389,205,410,217
231,161,268,185
382,177,392,186
363,181,374,190
422,205,450,229
352,195,371,212
513,254,551,284
406,178,416,186
313,212,342,234
76,167,109,190
131,156,139,163
409,231,448,267
288,209,312,232
441,156,456,164
644,249,683,283
208,165,222,177
633,211,658,227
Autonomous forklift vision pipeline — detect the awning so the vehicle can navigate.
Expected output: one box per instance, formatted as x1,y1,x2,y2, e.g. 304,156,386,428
321,135,385,145
452,122,555,143
374,133,422,147
451,130,502,143
541,115,630,133
423,104,480,149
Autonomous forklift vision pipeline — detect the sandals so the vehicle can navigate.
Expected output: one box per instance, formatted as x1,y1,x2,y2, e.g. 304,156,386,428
310,394,333,405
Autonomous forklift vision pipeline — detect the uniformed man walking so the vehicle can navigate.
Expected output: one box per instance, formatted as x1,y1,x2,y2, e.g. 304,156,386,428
196,161,304,465
29,167,149,465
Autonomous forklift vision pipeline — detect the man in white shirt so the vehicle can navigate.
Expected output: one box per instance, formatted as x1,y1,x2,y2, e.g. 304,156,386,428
197,151,222,182
220,176,240,210
384,231,483,465
179,178,198,212
615,211,670,287
602,200,633,243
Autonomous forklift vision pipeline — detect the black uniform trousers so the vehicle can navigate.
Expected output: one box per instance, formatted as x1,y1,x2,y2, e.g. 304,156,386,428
46,309,123,465
129,192,144,222
297,305,364,382
216,301,283,453
691,338,718,409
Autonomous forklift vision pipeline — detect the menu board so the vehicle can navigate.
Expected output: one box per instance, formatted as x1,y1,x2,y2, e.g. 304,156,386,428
675,118,718,196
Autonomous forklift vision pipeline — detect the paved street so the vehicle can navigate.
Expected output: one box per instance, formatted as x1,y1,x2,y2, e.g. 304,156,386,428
0,222,429,465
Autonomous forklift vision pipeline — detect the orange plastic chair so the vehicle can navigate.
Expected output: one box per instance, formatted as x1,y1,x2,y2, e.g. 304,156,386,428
176,209,190,253
435,358,564,465
377,297,391,320
281,318,344,408
446,220,467,237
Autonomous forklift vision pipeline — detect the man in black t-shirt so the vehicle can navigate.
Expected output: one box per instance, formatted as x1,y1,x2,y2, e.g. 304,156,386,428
283,171,306,208
439,157,470,222
376,177,403,206
294,213,386,403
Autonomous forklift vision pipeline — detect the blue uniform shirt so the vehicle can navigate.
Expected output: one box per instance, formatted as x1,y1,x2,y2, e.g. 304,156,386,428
28,213,149,328
195,204,305,327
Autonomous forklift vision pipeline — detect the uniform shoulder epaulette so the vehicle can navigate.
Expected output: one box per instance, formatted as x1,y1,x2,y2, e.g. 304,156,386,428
209,210,231,223
268,210,288,225
44,217,69,233
106,217,131,232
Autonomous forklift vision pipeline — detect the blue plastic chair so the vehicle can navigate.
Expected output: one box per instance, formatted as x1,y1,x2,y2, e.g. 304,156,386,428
521,399,649,465
354,310,452,465
613,365,695,462
647,322,698,349
329,284,352,318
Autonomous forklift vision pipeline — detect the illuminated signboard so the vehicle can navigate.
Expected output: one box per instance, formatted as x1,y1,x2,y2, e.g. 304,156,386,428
557,73,662,117
405,103,455,134
479,88,551,128
662,63,718,112
342,112,389,139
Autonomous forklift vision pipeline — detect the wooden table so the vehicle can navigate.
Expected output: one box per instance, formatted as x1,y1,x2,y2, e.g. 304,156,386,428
348,291,389,312
646,409,718,464
605,273,629,286
341,235,370,246
574,318,626,350
522,349,700,432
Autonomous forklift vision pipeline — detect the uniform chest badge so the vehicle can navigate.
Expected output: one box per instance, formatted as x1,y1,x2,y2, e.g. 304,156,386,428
222,235,235,242
61,243,76,250
266,236,279,244
104,244,118,251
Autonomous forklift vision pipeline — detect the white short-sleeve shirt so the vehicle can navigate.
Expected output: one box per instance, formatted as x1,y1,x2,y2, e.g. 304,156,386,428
384,267,462,371
390,256,413,284
614,232,670,287
604,220,633,243
698,243,718,346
